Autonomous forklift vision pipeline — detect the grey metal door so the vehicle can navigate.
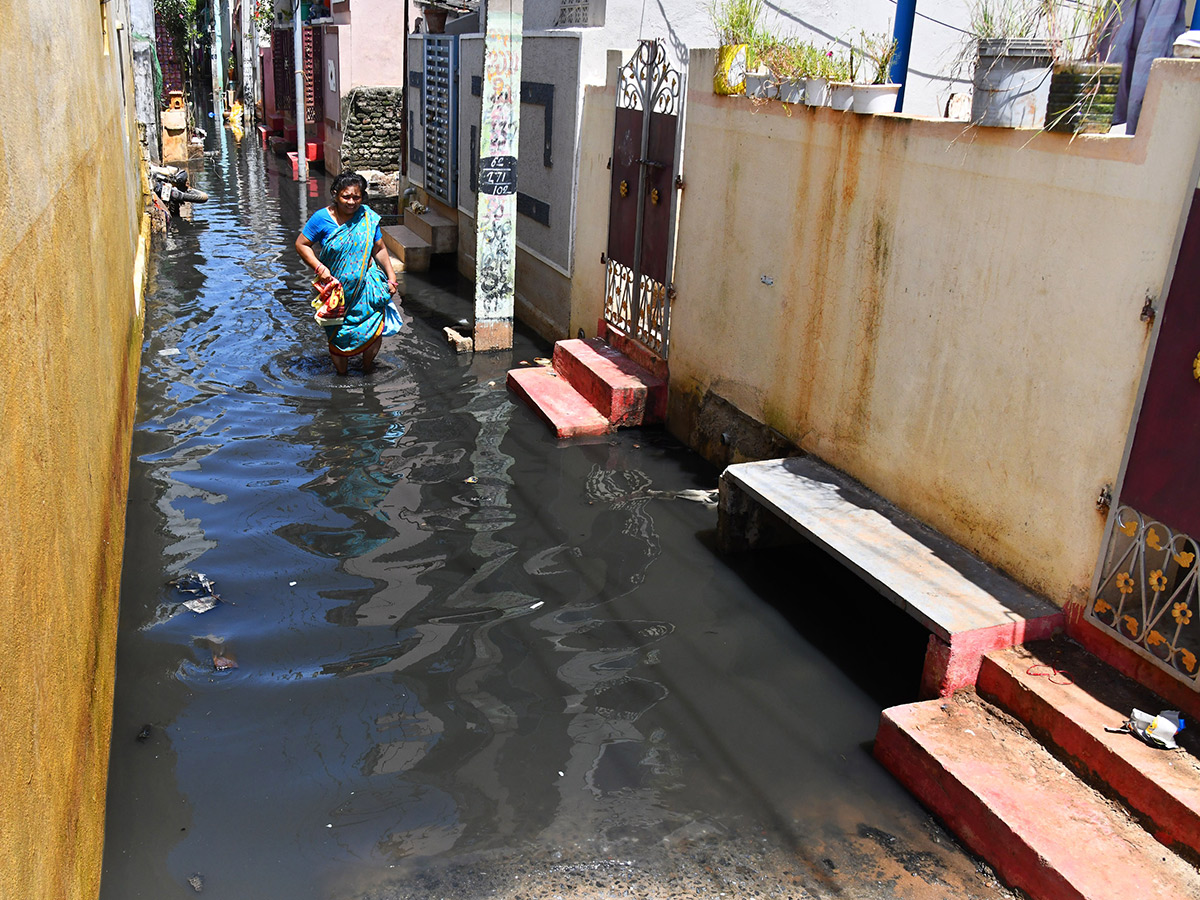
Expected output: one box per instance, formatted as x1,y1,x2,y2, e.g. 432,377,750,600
603,40,685,360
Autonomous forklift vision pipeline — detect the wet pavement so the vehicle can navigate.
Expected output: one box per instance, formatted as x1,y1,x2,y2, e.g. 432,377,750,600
99,129,1020,900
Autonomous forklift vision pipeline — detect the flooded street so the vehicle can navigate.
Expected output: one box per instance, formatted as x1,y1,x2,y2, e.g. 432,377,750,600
100,133,1015,900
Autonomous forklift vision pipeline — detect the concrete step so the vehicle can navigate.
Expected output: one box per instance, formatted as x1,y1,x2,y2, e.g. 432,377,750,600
403,208,457,254
380,224,430,273
978,639,1200,863
875,692,1200,900
506,365,613,439
552,338,667,428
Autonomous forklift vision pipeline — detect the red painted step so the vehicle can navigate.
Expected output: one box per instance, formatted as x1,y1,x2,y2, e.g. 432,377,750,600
506,365,612,439
552,338,666,427
875,692,1200,900
978,640,1200,862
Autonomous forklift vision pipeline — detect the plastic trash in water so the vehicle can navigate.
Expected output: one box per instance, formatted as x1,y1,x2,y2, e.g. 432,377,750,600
170,573,222,614
1108,708,1186,749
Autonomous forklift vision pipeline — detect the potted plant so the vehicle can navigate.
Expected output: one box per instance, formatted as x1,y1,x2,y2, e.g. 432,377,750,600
745,31,781,100
966,0,1054,128
709,0,763,95
1044,1,1122,133
804,46,835,107
850,31,899,113
759,39,812,104
827,50,855,111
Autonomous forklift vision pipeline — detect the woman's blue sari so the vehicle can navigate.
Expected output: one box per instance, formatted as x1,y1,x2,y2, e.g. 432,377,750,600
317,206,390,354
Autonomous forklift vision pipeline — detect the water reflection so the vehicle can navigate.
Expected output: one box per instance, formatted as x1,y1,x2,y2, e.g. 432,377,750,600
102,131,1005,900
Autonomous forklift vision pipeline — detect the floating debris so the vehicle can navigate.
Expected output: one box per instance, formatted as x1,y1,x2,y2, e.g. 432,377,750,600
136,724,152,742
534,357,551,366
464,476,478,484
170,573,222,614
212,651,238,672
187,873,204,892
158,348,181,356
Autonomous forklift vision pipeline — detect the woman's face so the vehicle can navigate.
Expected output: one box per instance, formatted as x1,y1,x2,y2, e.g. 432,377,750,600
333,185,363,217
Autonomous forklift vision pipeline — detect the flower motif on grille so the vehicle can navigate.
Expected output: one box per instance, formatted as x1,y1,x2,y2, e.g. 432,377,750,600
617,39,681,116
1092,505,1200,689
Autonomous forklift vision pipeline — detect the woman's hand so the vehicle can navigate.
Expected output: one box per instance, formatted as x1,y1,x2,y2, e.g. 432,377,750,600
315,263,332,284
386,276,398,296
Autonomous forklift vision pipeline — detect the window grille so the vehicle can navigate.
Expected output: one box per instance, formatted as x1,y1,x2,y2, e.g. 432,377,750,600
423,36,458,207
556,1,590,26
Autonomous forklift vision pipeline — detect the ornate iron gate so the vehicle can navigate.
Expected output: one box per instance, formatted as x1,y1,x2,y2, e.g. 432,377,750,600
1091,189,1200,688
603,40,685,359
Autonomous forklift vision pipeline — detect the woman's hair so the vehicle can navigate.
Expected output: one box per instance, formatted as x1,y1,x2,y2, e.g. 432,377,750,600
330,171,368,197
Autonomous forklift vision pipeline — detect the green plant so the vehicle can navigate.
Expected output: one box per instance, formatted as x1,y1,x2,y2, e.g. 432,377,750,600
707,0,764,46
1046,0,1122,62
851,31,898,84
826,49,853,83
968,0,1050,38
154,0,200,47
251,0,276,34
760,39,810,80
746,26,779,70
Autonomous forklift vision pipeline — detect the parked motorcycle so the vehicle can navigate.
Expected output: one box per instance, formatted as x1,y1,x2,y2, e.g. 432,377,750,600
149,164,208,219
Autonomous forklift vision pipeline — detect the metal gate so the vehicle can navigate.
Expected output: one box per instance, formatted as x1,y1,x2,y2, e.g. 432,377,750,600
423,35,458,208
603,40,685,359
1090,189,1200,688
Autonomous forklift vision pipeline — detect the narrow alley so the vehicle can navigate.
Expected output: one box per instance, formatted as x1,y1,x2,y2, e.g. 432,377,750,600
98,132,1016,900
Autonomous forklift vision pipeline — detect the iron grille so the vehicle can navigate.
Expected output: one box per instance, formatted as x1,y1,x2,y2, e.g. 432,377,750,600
556,1,590,25
303,26,323,123
273,29,293,109
423,36,458,207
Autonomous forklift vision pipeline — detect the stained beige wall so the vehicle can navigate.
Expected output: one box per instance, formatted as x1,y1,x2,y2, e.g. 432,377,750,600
571,53,1200,609
0,2,147,898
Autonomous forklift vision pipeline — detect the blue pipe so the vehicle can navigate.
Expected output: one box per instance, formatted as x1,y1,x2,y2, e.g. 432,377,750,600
1193,1,1200,30
889,0,918,112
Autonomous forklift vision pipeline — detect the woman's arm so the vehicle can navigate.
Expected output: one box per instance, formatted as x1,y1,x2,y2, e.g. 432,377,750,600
373,239,398,296
295,233,332,283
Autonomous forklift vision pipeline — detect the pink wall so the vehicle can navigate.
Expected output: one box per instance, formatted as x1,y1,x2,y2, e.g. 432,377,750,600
336,0,408,88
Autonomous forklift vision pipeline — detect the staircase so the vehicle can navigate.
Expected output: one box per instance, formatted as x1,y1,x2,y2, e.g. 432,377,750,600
381,207,457,273
875,637,1200,900
507,337,667,439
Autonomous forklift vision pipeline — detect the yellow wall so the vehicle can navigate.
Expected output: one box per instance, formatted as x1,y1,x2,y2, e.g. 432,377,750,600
572,54,1200,609
0,2,147,898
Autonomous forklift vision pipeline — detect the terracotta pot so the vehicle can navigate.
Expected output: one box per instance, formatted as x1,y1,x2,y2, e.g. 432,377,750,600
423,7,448,33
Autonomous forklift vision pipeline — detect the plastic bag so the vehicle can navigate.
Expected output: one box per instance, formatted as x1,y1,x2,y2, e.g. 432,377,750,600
383,300,403,336
1128,709,1185,749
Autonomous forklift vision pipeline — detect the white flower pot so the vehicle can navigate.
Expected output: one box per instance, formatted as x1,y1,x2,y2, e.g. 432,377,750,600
804,76,829,107
829,81,854,111
778,78,804,104
851,83,900,114
744,72,778,100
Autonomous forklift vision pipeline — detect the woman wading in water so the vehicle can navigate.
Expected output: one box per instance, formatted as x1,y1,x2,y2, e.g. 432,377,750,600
295,172,399,374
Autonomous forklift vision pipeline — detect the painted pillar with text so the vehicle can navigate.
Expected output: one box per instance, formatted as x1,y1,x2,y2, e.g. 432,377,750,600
473,0,523,351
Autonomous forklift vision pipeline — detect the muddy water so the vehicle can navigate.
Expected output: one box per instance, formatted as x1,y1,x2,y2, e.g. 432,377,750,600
100,135,1014,900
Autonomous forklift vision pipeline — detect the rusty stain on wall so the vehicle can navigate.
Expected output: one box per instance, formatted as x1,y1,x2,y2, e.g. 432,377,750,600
665,53,1200,609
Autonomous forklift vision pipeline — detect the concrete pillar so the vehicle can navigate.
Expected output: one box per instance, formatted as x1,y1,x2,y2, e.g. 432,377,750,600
473,0,523,352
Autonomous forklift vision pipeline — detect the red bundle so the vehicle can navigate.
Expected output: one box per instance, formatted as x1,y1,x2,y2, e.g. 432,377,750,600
311,277,345,327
